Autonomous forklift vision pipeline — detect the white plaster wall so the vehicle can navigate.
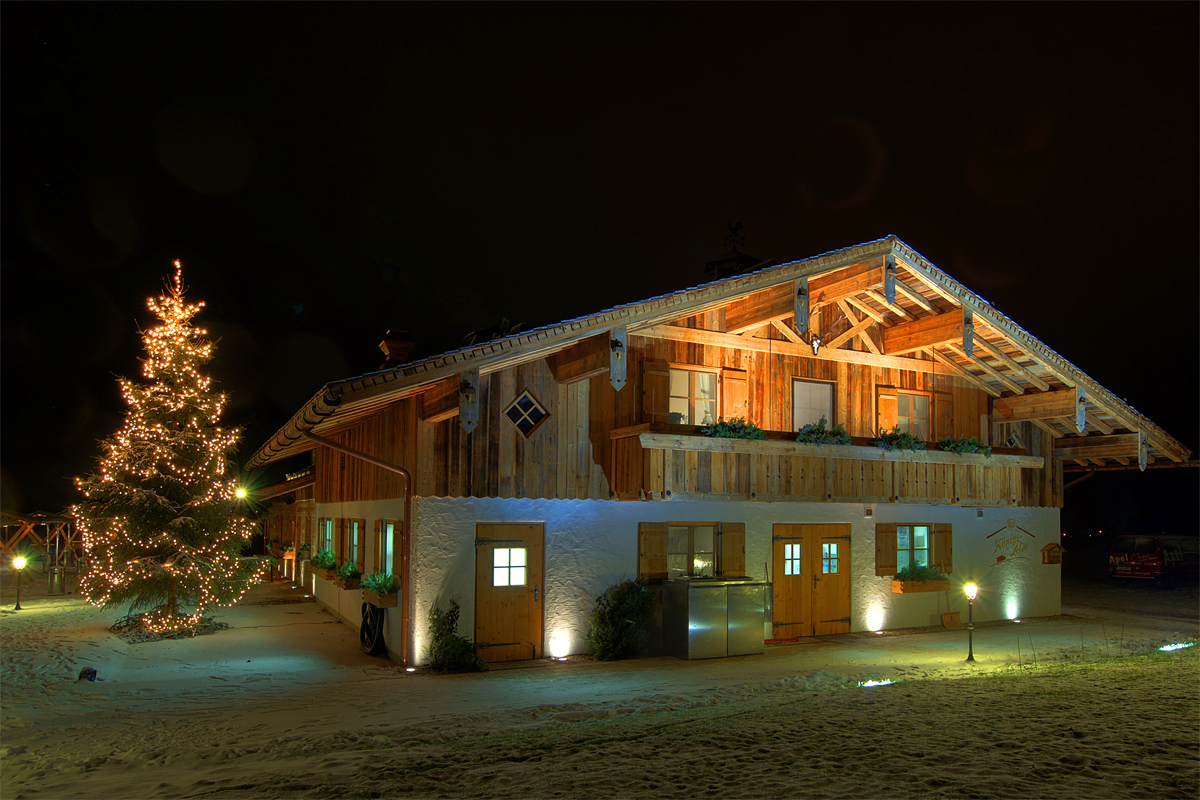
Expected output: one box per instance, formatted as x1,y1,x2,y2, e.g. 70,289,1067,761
310,499,407,657
408,497,1062,664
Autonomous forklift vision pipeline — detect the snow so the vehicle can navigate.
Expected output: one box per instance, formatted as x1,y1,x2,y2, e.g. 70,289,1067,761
1,573,1196,799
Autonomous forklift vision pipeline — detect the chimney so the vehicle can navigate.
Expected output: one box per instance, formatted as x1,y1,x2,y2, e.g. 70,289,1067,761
379,329,416,369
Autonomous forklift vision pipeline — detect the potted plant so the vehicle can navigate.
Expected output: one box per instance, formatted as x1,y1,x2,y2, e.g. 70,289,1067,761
890,563,950,593
361,571,398,608
282,542,296,560
309,548,336,580
335,562,362,590
796,416,851,446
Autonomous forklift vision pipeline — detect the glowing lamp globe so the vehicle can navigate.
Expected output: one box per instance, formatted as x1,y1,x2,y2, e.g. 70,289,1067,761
235,487,247,499
12,556,27,571
964,583,979,601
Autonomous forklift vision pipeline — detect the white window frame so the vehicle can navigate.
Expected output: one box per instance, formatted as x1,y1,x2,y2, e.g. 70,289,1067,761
792,379,835,431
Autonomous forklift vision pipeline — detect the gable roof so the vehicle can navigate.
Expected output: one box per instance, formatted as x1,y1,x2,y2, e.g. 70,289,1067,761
246,236,1191,470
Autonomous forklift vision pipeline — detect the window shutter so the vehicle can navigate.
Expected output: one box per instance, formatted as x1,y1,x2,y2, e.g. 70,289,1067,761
638,522,669,584
374,520,382,572
642,359,671,424
875,522,898,576
877,386,898,435
720,368,748,421
934,391,954,440
717,522,746,577
356,520,366,573
933,523,954,574
335,518,344,563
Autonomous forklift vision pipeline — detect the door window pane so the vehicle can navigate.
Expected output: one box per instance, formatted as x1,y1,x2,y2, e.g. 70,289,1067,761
493,548,527,587
784,543,802,575
822,543,840,574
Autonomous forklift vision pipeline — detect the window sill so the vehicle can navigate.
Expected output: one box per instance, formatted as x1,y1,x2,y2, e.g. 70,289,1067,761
891,579,950,594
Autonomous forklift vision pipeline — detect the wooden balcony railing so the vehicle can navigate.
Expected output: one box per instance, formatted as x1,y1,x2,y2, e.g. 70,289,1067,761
610,424,1044,507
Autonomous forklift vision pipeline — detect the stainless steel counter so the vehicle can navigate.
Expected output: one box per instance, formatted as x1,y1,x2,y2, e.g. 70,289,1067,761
662,577,768,659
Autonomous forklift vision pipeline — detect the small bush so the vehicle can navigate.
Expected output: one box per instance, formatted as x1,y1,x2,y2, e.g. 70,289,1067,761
701,417,766,440
796,416,851,446
587,579,656,661
424,600,488,672
310,548,336,570
874,426,927,452
362,571,396,594
894,564,947,582
937,435,992,457
335,561,361,580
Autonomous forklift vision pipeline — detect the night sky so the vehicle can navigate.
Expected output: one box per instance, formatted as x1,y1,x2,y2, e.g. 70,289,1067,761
3,3,1196,538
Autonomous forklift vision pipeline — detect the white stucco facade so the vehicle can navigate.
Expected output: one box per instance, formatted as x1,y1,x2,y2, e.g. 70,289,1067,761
305,496,1061,665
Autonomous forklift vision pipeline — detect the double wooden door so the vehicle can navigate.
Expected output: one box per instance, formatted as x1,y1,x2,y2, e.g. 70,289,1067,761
474,523,544,662
772,523,851,637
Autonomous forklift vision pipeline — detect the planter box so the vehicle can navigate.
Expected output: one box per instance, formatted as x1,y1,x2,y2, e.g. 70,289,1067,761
313,567,335,581
363,588,398,608
891,579,950,594
336,576,361,590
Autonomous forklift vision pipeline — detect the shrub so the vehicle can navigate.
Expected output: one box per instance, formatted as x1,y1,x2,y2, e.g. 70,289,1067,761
874,426,927,452
424,600,488,672
701,417,766,440
796,416,851,446
894,564,947,582
335,561,361,580
362,571,396,594
309,548,336,570
937,435,992,457
586,579,656,661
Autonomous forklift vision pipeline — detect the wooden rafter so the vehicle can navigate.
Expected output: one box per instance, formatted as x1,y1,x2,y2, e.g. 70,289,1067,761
972,334,1051,392
944,342,1024,395
864,288,911,318
993,389,1075,422
835,300,882,354
882,311,963,356
769,318,804,344
824,314,875,350
843,295,886,324
1029,418,1063,438
893,278,936,313
1054,433,1140,461
1087,412,1115,435
898,264,961,306
926,347,1002,398
1057,417,1085,435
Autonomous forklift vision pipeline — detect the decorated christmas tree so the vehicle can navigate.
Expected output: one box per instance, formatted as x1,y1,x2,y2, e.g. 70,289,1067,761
73,262,262,633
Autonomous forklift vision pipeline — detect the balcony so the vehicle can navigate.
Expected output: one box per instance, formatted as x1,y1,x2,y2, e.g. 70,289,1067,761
610,424,1044,507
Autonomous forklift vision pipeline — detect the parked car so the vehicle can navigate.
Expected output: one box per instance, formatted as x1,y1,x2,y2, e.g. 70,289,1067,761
1108,535,1200,587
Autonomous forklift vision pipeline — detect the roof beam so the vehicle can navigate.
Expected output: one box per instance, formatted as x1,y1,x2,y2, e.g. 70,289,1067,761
1029,418,1063,439
993,389,1076,422
836,300,882,354
824,314,875,351
638,324,946,374
811,264,884,308
419,376,460,423
864,288,911,318
770,318,804,344
1054,433,1140,460
882,311,963,355
545,332,610,385
1087,412,1114,435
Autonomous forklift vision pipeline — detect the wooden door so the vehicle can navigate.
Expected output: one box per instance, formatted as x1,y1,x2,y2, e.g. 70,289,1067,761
772,524,811,638
772,523,851,638
810,525,851,635
474,523,544,662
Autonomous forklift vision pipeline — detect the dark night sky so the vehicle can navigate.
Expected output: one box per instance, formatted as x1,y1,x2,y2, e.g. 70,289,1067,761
3,3,1196,537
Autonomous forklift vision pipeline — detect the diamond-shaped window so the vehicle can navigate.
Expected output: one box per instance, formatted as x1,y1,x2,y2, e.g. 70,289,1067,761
504,390,548,438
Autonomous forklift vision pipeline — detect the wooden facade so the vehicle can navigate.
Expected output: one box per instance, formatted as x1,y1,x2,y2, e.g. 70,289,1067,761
249,237,1190,510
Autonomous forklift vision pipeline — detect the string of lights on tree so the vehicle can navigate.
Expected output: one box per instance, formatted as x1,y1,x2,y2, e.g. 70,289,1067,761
73,261,265,633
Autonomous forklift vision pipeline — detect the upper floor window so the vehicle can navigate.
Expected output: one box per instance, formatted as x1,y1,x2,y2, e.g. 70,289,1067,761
792,379,834,431
504,389,549,437
878,387,931,440
669,368,717,425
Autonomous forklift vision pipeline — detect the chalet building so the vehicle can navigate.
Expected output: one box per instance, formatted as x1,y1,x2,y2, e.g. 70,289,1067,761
247,237,1191,666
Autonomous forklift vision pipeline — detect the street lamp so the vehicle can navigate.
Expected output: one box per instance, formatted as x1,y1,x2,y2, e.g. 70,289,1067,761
964,583,979,662
12,556,27,611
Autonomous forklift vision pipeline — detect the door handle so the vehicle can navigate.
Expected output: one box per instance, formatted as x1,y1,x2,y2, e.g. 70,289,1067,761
534,584,539,602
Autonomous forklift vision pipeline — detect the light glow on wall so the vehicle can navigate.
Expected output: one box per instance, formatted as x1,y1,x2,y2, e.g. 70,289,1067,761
1005,598,1020,620
548,630,571,658
866,605,885,632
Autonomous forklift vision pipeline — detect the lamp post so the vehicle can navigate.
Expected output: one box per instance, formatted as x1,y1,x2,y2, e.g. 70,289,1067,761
12,556,27,611
964,583,978,662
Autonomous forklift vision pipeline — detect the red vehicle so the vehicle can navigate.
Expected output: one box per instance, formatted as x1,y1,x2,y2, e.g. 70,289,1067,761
1109,535,1200,587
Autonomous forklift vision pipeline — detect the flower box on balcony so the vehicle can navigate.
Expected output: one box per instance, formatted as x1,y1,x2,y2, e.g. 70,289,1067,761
891,579,950,594
336,576,361,591
313,567,335,581
363,588,398,608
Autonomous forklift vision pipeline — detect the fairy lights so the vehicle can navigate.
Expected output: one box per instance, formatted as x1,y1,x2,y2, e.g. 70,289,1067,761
72,261,266,633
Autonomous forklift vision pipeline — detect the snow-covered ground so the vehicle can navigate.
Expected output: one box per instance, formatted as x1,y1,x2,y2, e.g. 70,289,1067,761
1,571,1196,799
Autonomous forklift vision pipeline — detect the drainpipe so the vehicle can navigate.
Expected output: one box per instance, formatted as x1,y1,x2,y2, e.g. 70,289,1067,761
301,430,412,668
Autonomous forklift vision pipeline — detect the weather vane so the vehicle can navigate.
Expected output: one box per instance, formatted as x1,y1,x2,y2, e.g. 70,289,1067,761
724,222,745,252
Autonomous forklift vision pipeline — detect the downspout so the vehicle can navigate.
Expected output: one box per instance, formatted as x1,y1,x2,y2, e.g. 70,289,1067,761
301,430,412,668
